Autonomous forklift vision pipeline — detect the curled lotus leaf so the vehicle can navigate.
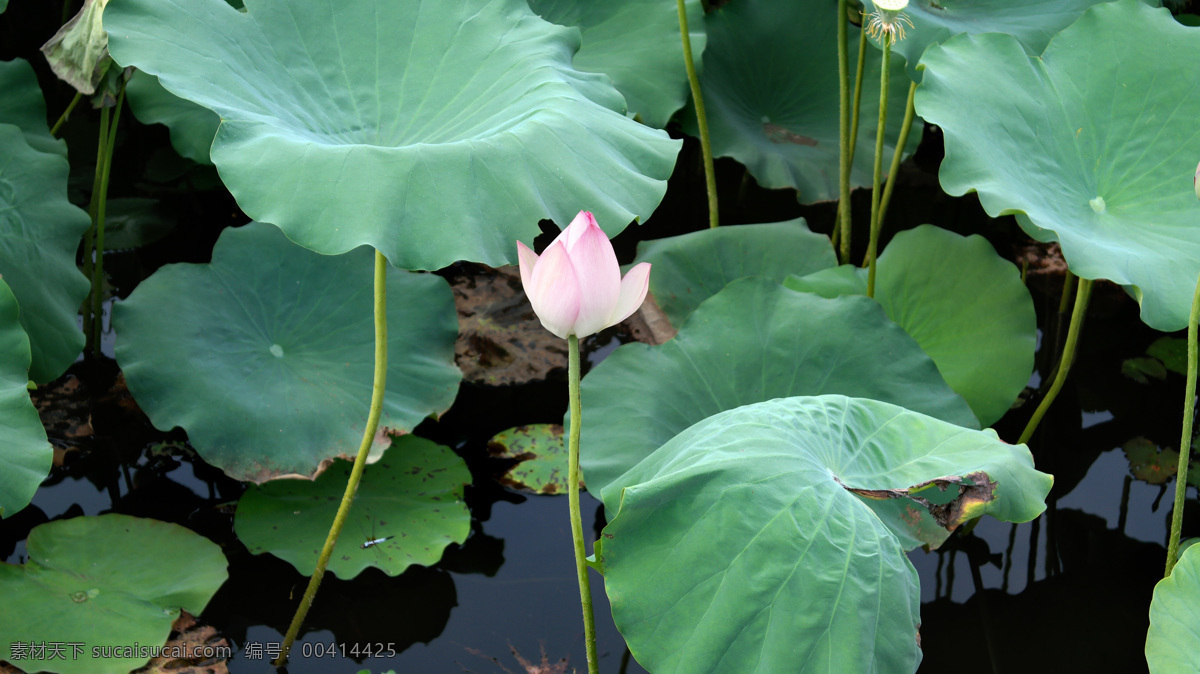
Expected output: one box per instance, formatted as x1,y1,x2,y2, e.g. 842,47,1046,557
600,395,1051,673
104,0,680,270
0,277,53,518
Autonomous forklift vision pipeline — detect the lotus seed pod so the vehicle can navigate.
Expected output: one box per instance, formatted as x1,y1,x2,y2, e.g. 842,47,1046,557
874,0,908,9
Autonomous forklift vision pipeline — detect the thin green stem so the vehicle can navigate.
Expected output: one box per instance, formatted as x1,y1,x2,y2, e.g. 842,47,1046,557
876,79,917,228
1166,273,1200,577
91,82,126,356
275,250,389,664
865,35,891,299
50,92,82,137
848,20,868,167
678,0,718,228
82,104,110,351
1018,278,1093,445
567,335,599,674
837,0,851,264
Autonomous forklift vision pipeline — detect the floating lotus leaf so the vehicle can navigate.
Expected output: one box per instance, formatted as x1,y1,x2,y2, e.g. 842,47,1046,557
576,277,977,502
235,435,470,579
125,71,218,165
600,395,1051,673
528,0,705,128
916,0,1200,331
1147,543,1200,672
104,0,680,270
0,59,66,157
113,222,462,482
0,124,91,384
487,424,570,494
632,219,836,326
786,225,1035,427
0,278,53,518
863,0,1127,81
0,514,229,674
685,0,917,201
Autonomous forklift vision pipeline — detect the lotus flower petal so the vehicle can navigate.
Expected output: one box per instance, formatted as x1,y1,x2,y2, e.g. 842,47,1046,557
527,241,582,339
611,262,651,327
564,214,622,338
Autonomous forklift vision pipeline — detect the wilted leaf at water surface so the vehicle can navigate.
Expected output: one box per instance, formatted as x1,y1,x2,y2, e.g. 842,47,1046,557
114,222,461,482
687,0,917,200
917,0,1200,331
0,277,53,518
234,436,471,579
1123,437,1180,485
0,514,228,674
576,277,978,502
600,396,1052,673
487,424,571,494
104,0,680,270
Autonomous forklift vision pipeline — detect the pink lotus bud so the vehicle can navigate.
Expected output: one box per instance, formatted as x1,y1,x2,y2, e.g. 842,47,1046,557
517,211,651,339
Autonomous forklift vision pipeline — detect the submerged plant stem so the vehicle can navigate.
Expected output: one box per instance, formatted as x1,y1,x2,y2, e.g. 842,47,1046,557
567,334,600,674
1166,273,1200,577
837,0,851,264
1018,278,1093,445
865,34,892,298
678,0,718,229
91,82,126,356
275,250,389,664
876,79,916,227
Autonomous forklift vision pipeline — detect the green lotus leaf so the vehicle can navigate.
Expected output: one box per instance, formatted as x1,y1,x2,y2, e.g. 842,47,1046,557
486,424,570,494
0,277,53,518
863,0,1132,81
685,0,917,201
235,435,470,579
1147,544,1200,672
633,219,837,326
1148,337,1188,375
785,225,1035,427
0,514,229,674
576,277,978,502
101,198,174,250
113,222,462,482
601,395,1051,673
916,0,1200,331
528,0,705,128
104,0,680,270
0,59,66,157
0,124,91,384
0,0,7,14
125,71,218,165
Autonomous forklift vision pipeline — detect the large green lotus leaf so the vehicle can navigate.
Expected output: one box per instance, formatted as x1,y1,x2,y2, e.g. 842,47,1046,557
916,0,1200,331
0,124,91,384
785,225,1035,427
600,395,1051,674
863,0,1134,81
527,0,705,128
113,222,462,482
0,278,53,518
685,0,917,201
1146,543,1200,672
235,435,470,579
0,514,229,674
104,0,680,270
125,71,218,165
576,277,978,502
633,219,837,326
0,59,66,157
